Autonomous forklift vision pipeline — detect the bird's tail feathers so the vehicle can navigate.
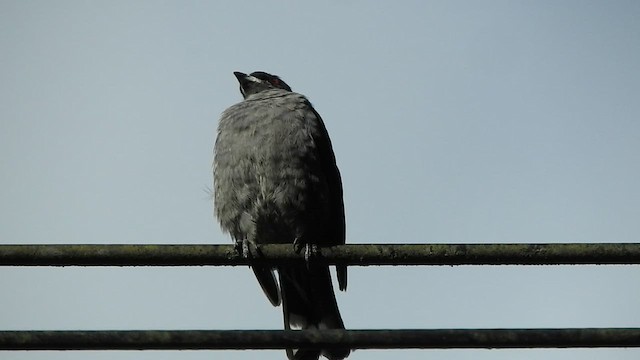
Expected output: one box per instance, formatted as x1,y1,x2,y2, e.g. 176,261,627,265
252,266,281,306
279,265,350,360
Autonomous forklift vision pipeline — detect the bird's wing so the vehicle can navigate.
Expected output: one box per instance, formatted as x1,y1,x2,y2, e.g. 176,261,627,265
307,104,348,291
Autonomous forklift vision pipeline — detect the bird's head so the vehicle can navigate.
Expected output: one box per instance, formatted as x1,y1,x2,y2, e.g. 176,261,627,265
233,71,292,99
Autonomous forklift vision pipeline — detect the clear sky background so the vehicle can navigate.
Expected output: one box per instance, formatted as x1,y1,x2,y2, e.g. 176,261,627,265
1,1,639,360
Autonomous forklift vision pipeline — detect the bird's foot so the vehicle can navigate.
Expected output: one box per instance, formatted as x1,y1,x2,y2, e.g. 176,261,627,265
293,238,318,269
293,237,304,254
234,238,261,259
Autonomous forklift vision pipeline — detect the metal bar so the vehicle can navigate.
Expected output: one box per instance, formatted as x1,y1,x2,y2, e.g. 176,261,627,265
1,329,639,350
1,243,639,267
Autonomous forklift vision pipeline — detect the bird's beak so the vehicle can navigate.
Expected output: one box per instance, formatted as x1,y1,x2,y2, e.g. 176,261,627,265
233,71,247,82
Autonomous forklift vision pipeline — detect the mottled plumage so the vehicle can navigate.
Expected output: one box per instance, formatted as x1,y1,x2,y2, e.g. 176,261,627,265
213,71,349,360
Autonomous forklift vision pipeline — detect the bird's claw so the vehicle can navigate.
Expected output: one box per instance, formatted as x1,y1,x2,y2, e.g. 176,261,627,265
293,237,305,254
235,238,261,259
293,238,317,269
305,243,318,264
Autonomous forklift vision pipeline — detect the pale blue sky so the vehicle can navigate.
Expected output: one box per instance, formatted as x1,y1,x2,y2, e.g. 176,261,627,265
1,1,639,360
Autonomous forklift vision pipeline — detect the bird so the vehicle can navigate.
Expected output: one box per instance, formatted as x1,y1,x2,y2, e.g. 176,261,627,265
213,71,349,360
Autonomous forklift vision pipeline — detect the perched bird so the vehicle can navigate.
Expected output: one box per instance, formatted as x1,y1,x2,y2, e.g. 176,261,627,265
213,71,349,360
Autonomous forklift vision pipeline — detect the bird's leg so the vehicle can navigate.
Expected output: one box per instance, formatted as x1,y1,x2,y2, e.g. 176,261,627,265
293,237,305,254
305,243,318,265
233,238,247,258
234,238,262,259
293,238,318,269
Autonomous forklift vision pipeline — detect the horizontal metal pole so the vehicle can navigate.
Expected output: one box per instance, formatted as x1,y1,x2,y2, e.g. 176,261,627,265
1,329,639,350
1,243,639,266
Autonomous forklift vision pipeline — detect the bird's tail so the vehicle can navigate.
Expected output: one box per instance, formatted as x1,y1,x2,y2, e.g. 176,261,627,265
278,264,350,360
